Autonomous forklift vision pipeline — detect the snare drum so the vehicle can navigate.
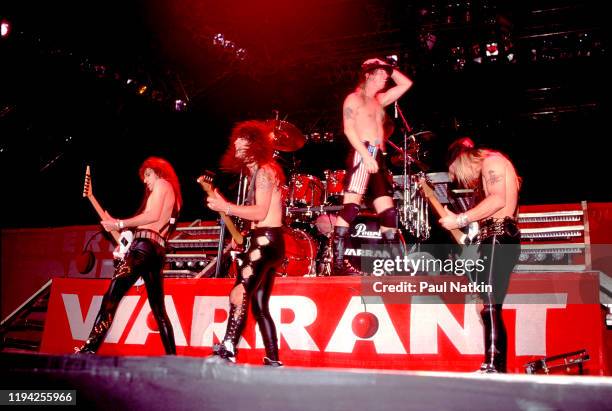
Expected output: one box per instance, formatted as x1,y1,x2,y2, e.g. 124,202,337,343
289,174,324,206
276,227,317,277
324,169,346,201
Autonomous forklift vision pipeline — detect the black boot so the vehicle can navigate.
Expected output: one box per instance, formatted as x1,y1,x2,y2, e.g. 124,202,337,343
213,293,248,363
263,357,284,367
381,230,405,273
74,312,113,354
479,304,507,373
332,226,363,276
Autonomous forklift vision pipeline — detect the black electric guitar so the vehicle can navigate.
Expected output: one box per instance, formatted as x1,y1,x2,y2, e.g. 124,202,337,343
197,173,244,246
419,177,479,245
83,165,133,260
419,177,480,276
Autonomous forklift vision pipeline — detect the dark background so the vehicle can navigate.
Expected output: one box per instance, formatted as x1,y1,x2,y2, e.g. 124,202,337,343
0,0,608,228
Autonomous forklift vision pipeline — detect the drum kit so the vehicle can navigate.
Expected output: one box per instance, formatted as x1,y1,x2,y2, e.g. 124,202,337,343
236,117,436,277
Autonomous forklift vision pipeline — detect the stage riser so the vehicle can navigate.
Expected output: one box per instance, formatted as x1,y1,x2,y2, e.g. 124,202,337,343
40,275,608,375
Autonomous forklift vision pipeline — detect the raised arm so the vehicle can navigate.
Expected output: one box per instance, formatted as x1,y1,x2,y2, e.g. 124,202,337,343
377,66,413,107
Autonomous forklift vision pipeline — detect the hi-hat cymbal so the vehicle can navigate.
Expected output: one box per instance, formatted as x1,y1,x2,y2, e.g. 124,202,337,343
265,119,306,152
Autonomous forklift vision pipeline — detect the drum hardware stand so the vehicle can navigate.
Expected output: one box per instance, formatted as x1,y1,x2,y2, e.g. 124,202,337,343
393,103,431,242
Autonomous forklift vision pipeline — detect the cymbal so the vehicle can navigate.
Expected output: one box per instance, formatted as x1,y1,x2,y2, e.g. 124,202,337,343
390,152,430,172
410,130,435,141
265,120,306,152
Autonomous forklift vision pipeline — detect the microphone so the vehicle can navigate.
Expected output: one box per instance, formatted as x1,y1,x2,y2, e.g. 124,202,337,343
394,102,398,119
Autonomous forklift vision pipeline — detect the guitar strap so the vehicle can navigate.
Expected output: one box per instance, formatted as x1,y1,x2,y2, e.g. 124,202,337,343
244,167,260,206
159,204,180,243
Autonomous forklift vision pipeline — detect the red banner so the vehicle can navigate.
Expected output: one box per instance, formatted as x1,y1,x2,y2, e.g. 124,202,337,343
41,273,608,374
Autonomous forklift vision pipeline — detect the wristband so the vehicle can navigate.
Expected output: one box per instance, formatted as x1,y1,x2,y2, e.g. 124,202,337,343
456,213,468,228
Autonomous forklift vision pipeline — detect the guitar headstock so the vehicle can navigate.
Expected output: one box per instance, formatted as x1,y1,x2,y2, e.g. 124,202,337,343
196,171,215,195
82,165,93,198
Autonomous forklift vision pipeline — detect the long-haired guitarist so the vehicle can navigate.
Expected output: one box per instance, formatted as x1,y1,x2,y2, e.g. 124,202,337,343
206,120,286,366
76,156,181,355
332,57,413,275
439,137,521,373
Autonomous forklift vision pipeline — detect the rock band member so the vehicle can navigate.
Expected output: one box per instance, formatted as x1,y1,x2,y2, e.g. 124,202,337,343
76,157,181,355
440,138,521,373
207,120,286,366
332,57,413,275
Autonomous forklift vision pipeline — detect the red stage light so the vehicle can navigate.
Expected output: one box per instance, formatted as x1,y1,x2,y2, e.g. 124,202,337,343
1,19,10,38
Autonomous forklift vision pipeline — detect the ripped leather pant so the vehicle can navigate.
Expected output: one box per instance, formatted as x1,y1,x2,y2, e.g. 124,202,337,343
214,227,284,363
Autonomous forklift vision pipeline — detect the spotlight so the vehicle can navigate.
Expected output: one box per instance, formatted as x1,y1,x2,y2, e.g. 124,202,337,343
235,48,247,61
174,99,187,112
385,54,398,66
485,42,499,57
137,85,148,95
224,40,236,52
213,33,225,46
309,132,321,142
1,19,10,38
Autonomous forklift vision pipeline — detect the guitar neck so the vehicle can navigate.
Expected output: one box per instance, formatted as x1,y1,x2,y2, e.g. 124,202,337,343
87,195,121,244
422,185,465,244
218,211,244,245
197,181,244,245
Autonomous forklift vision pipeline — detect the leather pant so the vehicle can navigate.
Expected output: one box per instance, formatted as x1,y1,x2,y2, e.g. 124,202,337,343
475,217,520,372
77,237,176,355
217,227,284,362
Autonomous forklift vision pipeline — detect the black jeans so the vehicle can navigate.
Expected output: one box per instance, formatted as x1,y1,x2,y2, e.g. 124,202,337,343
78,236,176,354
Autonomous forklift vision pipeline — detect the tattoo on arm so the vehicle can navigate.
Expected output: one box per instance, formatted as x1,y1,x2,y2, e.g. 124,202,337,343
256,169,275,192
487,170,502,185
343,107,353,120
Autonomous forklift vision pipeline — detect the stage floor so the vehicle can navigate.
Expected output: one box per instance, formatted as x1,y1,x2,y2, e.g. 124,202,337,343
2,352,612,411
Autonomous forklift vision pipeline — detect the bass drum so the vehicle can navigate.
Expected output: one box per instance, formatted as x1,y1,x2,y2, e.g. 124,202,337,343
276,227,317,277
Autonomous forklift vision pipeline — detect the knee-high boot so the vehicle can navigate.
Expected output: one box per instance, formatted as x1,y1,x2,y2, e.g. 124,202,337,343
332,226,361,275
480,304,507,373
213,295,248,361
75,311,113,354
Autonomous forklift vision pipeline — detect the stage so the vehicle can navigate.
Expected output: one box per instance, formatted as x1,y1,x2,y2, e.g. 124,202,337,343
2,352,612,410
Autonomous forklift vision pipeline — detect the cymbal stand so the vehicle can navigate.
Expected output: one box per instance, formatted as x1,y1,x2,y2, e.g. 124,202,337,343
395,103,430,241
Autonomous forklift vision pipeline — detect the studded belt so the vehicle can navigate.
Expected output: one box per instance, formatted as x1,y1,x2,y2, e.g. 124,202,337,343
134,229,166,248
478,217,519,242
